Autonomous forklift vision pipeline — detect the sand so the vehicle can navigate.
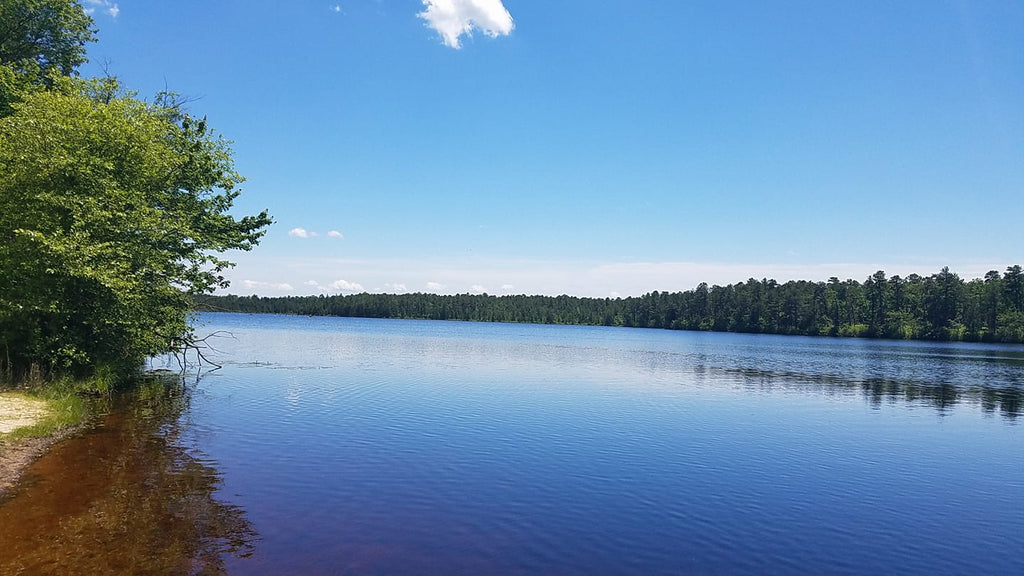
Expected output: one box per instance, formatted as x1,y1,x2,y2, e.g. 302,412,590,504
0,394,56,497
0,395,50,434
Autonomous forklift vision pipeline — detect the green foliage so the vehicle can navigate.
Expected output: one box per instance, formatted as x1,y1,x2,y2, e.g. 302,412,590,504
0,0,94,116
996,311,1024,343
0,0,95,77
0,77,271,380
197,265,1024,345
838,323,869,338
0,60,39,114
0,1,269,384
884,310,923,339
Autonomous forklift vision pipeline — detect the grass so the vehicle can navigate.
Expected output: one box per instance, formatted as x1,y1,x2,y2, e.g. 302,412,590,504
0,383,91,444
0,367,186,446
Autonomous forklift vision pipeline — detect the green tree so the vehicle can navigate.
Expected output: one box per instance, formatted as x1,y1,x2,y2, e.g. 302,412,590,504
0,0,95,115
1003,265,1023,312
981,270,1001,339
865,270,888,336
997,265,1024,342
923,267,964,339
0,0,94,76
0,77,271,379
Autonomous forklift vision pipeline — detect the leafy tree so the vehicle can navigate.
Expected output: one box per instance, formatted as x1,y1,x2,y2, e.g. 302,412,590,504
0,77,271,379
0,0,94,115
0,0,94,76
1004,265,1023,312
865,270,888,336
0,1,271,381
981,270,1001,339
924,267,963,338
997,265,1024,342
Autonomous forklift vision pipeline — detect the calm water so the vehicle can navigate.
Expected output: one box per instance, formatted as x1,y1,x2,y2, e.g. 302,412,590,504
6,312,1024,574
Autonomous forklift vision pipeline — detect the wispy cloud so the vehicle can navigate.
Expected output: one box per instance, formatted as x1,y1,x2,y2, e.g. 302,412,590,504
242,280,294,293
418,0,514,49
288,227,310,238
84,0,119,18
223,253,1008,299
328,230,344,239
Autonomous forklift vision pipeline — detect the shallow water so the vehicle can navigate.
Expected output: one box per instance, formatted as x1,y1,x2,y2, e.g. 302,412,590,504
0,380,255,575
3,313,1023,574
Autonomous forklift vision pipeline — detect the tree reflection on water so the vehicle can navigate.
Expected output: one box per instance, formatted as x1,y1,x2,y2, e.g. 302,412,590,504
727,366,1022,420
0,376,257,575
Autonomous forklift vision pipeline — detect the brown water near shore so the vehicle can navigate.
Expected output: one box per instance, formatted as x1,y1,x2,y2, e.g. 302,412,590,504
0,384,256,575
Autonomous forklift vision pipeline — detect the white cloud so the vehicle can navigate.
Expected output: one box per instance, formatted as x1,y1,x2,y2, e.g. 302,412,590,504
418,0,514,49
242,280,294,293
330,279,365,292
384,283,408,293
289,227,332,239
331,5,342,13
469,284,487,294
302,280,333,293
501,284,515,293
84,0,119,18
221,252,1009,299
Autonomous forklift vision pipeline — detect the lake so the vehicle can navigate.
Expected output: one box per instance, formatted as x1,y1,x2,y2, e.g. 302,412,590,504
4,312,1023,574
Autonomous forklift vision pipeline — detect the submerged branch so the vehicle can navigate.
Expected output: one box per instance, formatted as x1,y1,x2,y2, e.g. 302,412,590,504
162,330,234,374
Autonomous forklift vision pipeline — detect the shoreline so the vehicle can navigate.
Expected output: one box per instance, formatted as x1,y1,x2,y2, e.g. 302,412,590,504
0,427,82,499
0,393,89,500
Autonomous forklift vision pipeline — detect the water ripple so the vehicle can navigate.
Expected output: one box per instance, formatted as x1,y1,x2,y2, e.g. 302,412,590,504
185,314,1024,575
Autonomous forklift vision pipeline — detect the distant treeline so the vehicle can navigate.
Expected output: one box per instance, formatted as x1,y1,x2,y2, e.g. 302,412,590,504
197,266,1024,343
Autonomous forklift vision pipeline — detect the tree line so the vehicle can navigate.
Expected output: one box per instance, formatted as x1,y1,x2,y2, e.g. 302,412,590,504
1,1,271,383
198,266,1024,344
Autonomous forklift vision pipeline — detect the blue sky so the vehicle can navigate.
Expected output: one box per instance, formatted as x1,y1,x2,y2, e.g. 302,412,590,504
80,1,1023,297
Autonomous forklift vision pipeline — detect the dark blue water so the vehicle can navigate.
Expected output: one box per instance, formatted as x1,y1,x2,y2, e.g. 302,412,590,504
175,313,1023,575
